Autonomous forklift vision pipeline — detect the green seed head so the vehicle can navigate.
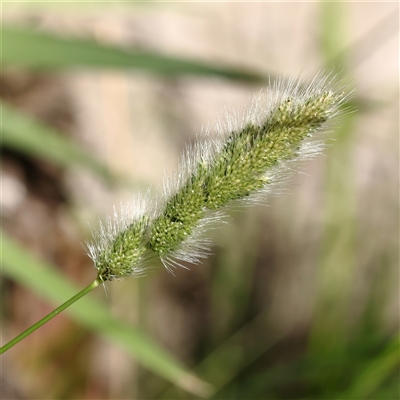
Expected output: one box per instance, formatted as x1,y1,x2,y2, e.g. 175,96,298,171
88,72,351,276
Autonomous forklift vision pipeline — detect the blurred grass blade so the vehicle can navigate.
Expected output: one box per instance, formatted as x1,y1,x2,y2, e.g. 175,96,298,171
161,311,287,399
319,1,348,64
2,26,263,82
309,2,355,357
337,334,400,399
1,232,213,398
209,210,261,345
1,101,122,183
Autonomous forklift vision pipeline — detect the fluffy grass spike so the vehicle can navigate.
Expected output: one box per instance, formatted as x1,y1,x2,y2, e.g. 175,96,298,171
87,73,350,280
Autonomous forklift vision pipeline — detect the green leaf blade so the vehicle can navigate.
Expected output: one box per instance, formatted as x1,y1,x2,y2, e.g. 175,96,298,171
1,101,120,183
2,26,263,82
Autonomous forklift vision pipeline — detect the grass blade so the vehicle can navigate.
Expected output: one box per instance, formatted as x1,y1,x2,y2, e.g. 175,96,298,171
3,26,263,82
1,101,124,184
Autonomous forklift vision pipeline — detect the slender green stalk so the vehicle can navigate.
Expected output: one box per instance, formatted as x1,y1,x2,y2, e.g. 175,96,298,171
0,279,101,354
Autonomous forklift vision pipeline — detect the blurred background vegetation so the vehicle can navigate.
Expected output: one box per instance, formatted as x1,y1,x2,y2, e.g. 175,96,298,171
1,2,398,399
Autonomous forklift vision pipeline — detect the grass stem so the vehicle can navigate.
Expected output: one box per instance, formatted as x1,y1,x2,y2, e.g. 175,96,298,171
0,278,100,354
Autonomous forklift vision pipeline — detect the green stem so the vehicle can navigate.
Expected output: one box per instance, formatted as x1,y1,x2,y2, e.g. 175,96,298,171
0,279,101,354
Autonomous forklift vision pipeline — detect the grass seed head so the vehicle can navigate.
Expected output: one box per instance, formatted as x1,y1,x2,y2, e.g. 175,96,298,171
88,72,351,278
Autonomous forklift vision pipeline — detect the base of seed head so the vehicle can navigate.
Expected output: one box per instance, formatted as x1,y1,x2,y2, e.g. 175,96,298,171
86,196,153,281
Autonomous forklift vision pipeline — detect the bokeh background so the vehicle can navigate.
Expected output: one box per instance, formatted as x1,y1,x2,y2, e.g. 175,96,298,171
1,2,398,400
